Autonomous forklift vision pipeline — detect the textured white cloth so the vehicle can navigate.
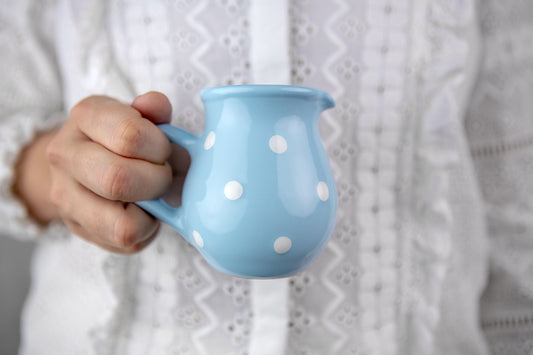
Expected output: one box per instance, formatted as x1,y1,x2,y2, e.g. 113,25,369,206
1,0,532,354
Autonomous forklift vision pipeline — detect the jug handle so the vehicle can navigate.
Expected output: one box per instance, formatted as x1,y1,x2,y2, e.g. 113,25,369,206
135,124,198,238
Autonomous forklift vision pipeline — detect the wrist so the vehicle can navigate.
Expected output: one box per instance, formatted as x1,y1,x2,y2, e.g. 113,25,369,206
13,130,59,225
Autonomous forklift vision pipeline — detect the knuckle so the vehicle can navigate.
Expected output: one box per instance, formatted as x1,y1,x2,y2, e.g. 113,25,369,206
45,138,64,167
113,117,144,157
49,183,69,215
48,185,63,207
102,162,133,200
112,212,141,248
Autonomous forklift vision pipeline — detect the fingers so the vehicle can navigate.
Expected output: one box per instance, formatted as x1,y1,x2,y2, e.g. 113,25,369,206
131,91,173,124
50,170,160,254
64,210,159,254
64,213,159,254
46,92,177,254
72,95,171,164
48,136,172,202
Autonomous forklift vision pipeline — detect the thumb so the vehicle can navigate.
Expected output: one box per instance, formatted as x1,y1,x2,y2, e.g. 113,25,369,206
131,91,172,124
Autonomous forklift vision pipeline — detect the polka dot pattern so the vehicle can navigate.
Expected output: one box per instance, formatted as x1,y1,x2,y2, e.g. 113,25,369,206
269,135,287,154
317,181,329,201
204,131,216,150
274,236,292,254
193,230,204,248
224,181,243,200
204,134,332,259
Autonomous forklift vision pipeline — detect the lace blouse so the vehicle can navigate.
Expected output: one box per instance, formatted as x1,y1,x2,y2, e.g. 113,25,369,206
1,0,532,354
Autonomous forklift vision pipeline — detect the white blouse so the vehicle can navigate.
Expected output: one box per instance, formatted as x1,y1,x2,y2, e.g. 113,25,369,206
1,0,532,354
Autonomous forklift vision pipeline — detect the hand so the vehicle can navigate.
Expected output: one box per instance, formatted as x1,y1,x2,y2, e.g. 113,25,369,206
44,92,174,253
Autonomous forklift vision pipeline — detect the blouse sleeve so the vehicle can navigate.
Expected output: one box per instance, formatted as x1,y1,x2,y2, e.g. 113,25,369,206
0,0,69,240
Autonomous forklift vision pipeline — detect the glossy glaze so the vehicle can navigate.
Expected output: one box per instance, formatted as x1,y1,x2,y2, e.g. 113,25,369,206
137,85,337,278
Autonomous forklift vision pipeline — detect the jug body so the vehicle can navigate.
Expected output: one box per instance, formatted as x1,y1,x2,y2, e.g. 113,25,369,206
138,85,337,278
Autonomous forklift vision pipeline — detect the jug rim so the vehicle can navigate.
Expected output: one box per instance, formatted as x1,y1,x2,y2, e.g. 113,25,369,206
200,85,334,108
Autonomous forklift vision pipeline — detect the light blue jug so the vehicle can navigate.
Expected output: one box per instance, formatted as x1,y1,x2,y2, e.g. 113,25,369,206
137,85,337,278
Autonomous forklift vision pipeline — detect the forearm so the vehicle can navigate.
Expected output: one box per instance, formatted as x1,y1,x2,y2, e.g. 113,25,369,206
13,130,59,226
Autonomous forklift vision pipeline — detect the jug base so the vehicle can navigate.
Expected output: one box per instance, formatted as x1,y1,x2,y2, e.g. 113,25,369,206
204,256,311,279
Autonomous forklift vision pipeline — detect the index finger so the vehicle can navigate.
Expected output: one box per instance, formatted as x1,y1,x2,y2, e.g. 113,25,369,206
72,95,171,164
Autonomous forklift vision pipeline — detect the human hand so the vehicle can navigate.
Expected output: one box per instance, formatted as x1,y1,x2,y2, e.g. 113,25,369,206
46,92,176,253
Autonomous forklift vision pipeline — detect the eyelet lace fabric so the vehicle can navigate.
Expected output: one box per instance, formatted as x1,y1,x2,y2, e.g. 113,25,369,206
1,0,532,354
465,0,533,353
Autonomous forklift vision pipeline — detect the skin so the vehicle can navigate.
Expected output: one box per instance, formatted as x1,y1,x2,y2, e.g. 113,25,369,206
13,91,190,254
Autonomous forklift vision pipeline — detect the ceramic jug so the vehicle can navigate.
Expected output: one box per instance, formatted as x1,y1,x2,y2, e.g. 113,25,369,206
137,85,337,278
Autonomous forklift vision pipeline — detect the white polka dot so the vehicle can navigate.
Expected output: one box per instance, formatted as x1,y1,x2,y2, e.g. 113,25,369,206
193,230,204,248
224,180,243,200
204,131,216,150
269,135,287,154
274,236,292,254
317,181,329,201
